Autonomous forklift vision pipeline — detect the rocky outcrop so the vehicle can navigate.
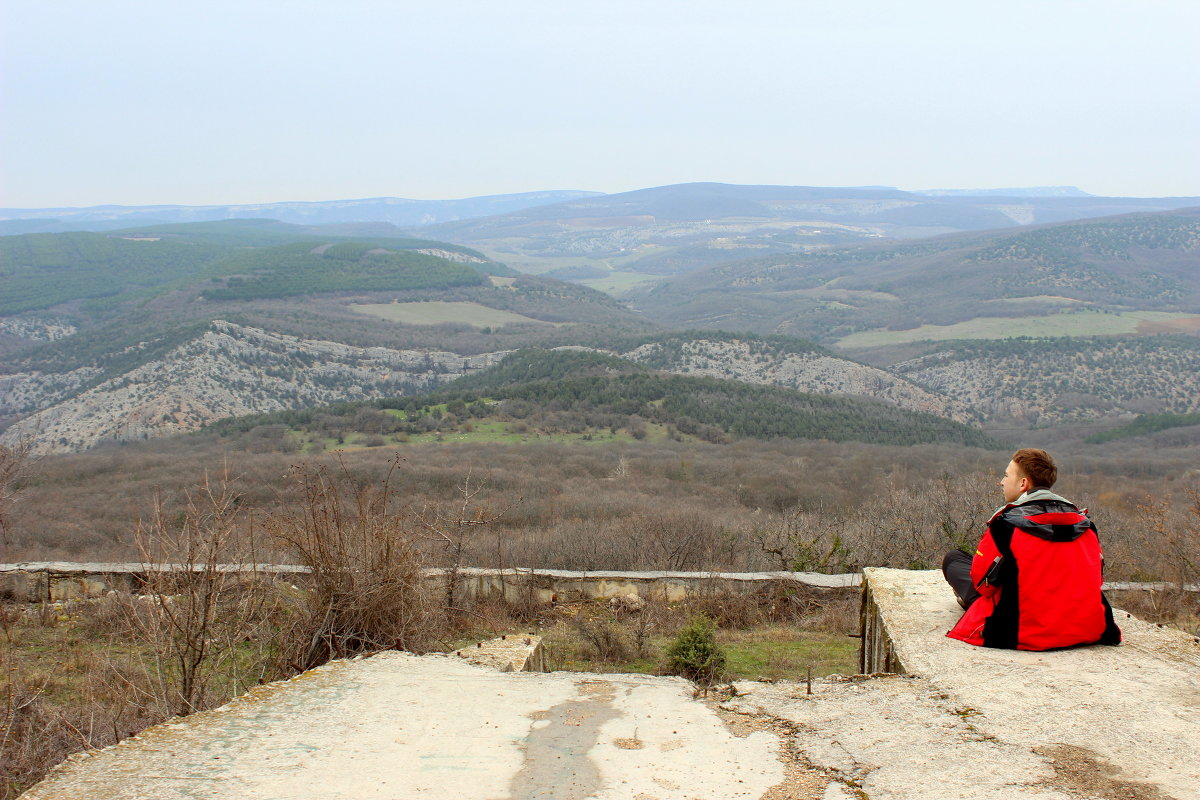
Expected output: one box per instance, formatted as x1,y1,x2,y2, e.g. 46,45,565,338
891,340,1200,424
4,321,510,453
621,339,972,422
0,316,77,342
4,327,974,454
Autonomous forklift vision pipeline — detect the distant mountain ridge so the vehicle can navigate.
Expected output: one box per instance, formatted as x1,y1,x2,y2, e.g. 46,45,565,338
0,190,603,234
915,186,1094,198
399,182,1200,280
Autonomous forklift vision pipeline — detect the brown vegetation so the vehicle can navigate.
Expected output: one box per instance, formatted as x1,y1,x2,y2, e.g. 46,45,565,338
3,436,1198,796
6,437,1197,589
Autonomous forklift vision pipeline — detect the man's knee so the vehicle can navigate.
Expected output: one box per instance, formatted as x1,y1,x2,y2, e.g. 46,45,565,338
943,549,971,574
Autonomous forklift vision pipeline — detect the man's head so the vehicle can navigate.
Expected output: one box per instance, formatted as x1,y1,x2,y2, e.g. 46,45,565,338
1000,448,1057,503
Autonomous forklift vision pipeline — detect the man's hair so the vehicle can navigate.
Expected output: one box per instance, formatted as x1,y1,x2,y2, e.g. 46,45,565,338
1011,448,1057,489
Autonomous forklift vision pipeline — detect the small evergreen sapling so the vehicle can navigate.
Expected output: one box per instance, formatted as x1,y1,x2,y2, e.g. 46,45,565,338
665,613,727,688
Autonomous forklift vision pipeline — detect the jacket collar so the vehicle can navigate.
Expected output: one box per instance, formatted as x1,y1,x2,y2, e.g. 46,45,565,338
1013,488,1073,506
989,488,1076,521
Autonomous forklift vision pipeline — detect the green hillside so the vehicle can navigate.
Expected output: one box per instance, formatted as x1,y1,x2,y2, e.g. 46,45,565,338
0,232,226,314
631,210,1200,342
200,242,484,301
1085,413,1200,444
0,220,505,315
209,349,998,449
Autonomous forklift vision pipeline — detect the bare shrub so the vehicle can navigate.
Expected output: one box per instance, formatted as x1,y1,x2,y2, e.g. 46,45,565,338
131,469,277,715
1135,486,1200,592
0,435,36,544
1,599,177,799
683,585,765,629
267,458,433,671
754,506,852,573
414,470,511,621
573,615,631,663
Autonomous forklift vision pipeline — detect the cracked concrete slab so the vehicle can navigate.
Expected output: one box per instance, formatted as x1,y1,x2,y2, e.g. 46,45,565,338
24,652,796,800
721,568,1200,800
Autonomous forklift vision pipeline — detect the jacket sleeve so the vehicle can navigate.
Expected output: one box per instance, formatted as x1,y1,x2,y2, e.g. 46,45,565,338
969,526,1003,599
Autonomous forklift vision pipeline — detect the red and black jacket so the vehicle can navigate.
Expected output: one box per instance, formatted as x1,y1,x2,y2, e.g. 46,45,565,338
947,493,1121,650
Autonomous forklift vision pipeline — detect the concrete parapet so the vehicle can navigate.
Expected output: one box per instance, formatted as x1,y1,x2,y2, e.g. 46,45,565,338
453,634,547,672
854,567,1200,799
4,561,1192,608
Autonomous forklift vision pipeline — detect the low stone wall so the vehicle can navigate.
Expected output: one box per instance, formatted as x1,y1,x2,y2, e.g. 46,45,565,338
0,562,860,605
4,562,1191,608
0,562,309,603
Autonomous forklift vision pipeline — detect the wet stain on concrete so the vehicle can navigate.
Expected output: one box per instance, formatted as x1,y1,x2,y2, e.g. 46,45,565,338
509,680,620,800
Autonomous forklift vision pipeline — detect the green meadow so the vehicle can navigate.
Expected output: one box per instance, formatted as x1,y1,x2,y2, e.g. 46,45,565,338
836,310,1200,348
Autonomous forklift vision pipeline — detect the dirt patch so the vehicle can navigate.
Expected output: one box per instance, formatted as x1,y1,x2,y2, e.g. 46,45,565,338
1137,316,1200,334
1035,744,1174,800
708,700,834,800
576,679,617,701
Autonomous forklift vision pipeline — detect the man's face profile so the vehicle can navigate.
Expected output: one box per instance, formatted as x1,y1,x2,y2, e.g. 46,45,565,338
1000,460,1028,503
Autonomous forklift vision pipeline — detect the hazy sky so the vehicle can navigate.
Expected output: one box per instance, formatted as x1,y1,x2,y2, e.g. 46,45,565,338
3,0,1197,207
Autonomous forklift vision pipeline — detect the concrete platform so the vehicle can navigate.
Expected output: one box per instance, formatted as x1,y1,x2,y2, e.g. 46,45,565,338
22,568,1200,800
24,652,796,800
772,567,1200,800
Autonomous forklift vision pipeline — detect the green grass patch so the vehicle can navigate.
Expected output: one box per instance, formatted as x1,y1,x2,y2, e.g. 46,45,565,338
836,310,1199,348
539,623,856,679
719,628,856,680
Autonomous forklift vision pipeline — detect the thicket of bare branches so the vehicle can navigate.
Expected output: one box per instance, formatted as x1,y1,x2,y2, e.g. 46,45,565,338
129,469,281,715
266,457,434,670
6,437,1199,593
0,436,36,545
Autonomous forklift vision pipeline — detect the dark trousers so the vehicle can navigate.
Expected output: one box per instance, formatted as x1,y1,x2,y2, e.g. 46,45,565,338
942,550,980,610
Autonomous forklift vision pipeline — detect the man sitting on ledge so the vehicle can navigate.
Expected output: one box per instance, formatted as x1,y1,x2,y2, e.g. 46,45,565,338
943,448,1122,650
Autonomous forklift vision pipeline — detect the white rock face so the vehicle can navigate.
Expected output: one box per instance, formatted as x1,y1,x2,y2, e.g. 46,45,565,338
0,316,78,342
621,339,970,422
0,367,104,416
4,321,511,453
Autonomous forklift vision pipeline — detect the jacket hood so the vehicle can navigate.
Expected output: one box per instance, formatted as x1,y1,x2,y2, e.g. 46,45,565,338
1000,492,1094,543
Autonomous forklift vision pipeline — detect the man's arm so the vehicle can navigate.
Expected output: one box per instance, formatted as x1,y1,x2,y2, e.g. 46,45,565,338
969,528,1004,599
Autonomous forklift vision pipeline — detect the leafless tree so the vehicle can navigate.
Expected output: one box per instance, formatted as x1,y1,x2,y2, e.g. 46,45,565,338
416,469,512,618
131,467,273,716
0,435,37,544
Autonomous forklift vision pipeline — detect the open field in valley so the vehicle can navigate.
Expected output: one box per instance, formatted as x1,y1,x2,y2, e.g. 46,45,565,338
836,310,1200,348
350,301,560,328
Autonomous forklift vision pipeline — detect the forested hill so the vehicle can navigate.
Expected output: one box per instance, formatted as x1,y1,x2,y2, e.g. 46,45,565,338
630,209,1200,342
0,220,506,316
210,349,998,449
